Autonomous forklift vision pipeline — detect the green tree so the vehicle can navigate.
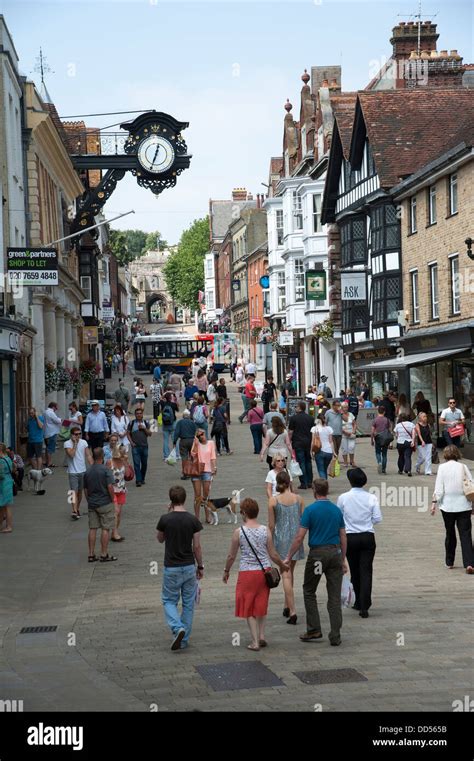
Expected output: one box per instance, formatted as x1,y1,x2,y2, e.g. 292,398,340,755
124,229,147,259
143,230,168,253
108,229,131,266
163,217,209,310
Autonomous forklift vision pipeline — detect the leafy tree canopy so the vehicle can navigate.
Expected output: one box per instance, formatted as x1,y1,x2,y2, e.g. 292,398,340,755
109,228,168,265
163,217,209,311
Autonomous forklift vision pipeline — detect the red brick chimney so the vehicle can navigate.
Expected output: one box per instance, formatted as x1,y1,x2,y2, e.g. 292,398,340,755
391,20,439,59
232,188,248,201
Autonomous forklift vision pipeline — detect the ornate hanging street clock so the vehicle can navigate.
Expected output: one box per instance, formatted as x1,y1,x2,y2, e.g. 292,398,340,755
70,111,191,232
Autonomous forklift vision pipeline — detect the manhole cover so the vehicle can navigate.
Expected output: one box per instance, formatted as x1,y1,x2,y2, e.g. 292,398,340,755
294,668,367,685
196,661,285,692
19,626,58,634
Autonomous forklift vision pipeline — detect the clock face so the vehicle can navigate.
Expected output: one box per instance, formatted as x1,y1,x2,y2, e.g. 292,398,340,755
137,135,175,174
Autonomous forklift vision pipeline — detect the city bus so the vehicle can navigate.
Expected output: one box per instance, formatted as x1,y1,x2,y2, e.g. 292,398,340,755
133,333,214,374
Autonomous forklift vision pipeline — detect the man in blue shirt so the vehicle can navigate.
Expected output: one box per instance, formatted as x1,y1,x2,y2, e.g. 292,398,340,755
153,362,162,383
84,401,110,451
184,379,199,408
284,478,348,646
27,407,45,469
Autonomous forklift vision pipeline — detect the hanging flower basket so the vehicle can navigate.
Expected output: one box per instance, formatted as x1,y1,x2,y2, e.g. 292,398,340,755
45,361,59,394
312,319,335,342
56,358,72,392
67,367,81,398
80,358,101,385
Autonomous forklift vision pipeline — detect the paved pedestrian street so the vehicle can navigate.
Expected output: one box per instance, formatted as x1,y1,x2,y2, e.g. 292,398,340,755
1,380,473,713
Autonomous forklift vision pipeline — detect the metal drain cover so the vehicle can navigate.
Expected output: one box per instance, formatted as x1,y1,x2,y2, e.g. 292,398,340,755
294,668,367,685
196,661,284,692
19,626,57,634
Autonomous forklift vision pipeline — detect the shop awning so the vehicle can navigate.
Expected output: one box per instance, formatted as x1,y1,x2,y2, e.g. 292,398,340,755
356,347,469,372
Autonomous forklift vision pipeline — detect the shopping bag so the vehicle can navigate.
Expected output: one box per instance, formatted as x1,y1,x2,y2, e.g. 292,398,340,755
341,576,356,608
327,456,337,478
195,581,202,605
166,448,177,466
334,459,341,477
449,423,465,439
289,459,303,478
157,413,163,426
124,464,135,482
57,425,71,443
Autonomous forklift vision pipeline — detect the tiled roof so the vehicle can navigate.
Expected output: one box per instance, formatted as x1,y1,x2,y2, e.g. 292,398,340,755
330,93,358,159
357,88,474,186
209,200,256,241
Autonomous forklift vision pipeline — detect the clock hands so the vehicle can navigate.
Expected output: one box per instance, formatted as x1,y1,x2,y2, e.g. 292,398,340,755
152,143,160,166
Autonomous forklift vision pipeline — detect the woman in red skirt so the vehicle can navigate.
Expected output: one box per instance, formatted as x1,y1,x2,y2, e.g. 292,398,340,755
223,498,288,651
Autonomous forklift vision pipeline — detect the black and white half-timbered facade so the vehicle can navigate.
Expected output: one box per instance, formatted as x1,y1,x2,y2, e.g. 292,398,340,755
322,92,403,386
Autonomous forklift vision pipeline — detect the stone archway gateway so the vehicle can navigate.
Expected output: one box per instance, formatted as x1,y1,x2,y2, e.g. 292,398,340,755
147,293,168,323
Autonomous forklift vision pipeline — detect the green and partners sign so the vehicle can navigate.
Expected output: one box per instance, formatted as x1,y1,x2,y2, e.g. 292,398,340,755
306,270,326,301
7,248,58,286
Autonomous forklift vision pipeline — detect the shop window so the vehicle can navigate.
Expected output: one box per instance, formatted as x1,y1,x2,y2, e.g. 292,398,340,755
429,263,439,319
428,185,437,225
371,204,400,253
450,255,460,314
455,361,474,443
409,196,417,234
448,173,458,215
294,259,305,302
341,215,367,266
372,275,401,325
411,270,419,323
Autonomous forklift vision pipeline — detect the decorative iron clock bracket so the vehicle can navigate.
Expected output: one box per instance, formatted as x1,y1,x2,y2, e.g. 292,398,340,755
70,111,191,234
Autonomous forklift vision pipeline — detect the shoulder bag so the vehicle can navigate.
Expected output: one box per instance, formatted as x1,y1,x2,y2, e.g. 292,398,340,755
311,429,322,453
463,465,474,503
241,527,281,588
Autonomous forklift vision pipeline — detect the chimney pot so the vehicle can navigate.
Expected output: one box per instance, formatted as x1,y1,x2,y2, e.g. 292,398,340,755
440,50,448,57
450,49,458,56
409,50,418,59
430,50,438,58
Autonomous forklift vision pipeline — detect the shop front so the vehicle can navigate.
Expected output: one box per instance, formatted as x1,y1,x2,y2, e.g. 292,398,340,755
350,347,400,400
0,320,27,447
354,325,474,456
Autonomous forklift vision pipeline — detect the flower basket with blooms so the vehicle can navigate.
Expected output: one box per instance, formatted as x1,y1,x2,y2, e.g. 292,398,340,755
80,358,101,385
56,358,72,392
312,319,334,342
45,361,59,394
67,367,81,398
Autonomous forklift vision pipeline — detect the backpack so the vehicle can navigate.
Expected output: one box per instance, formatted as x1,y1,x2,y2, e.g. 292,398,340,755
194,405,206,424
324,384,333,399
161,404,175,426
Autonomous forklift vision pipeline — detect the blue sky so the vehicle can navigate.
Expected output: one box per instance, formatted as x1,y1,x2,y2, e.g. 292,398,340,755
4,0,473,244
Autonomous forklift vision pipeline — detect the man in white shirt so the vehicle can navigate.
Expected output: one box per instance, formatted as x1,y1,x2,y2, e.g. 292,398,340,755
43,402,63,467
64,426,93,520
245,361,257,378
439,398,465,447
337,468,382,618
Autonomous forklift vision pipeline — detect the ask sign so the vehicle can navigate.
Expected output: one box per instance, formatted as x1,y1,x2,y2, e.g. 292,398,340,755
341,272,366,301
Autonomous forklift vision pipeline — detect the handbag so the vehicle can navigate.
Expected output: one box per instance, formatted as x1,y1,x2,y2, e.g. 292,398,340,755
431,447,439,464
463,466,474,503
327,456,338,478
449,423,465,439
375,429,394,448
311,432,321,453
241,527,281,589
124,463,135,482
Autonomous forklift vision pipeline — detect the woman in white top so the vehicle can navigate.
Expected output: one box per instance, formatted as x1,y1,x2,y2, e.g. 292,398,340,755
68,402,83,428
223,497,288,651
337,467,382,617
265,454,293,500
311,413,335,479
394,414,416,476
431,445,474,573
134,381,147,412
260,416,292,470
110,404,130,451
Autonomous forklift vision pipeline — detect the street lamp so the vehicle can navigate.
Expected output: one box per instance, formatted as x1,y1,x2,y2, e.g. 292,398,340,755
465,238,474,261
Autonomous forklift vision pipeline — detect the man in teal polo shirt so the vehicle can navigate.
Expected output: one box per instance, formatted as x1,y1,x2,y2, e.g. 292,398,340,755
284,478,348,646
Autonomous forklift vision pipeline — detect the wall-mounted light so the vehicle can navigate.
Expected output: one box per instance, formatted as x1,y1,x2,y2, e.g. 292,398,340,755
465,238,474,261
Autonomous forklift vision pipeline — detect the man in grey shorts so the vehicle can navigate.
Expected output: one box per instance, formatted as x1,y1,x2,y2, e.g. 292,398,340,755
84,448,116,563
64,426,93,520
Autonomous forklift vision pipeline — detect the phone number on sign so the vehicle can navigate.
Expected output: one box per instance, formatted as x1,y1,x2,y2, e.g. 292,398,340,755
8,271,57,281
